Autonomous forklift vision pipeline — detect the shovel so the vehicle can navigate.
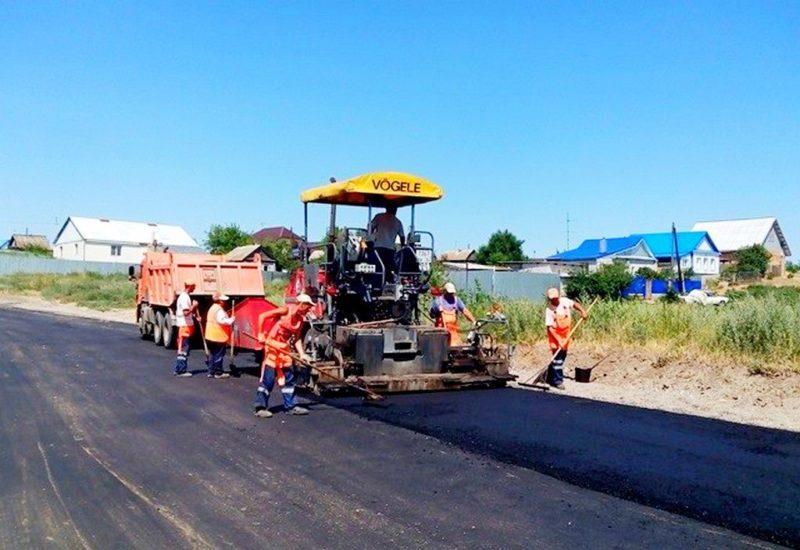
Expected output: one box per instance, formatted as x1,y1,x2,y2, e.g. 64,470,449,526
520,297,599,387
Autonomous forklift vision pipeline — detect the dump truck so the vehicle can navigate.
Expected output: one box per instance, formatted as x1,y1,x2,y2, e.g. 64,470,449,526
290,171,514,394
131,250,277,350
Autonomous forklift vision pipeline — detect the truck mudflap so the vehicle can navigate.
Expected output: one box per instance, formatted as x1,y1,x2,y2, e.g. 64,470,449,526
313,372,515,395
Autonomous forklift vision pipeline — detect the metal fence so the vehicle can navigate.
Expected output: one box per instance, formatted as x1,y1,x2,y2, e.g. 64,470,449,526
445,269,561,300
0,253,130,276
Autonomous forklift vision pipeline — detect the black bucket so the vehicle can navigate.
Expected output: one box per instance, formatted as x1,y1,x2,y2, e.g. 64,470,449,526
574,366,593,383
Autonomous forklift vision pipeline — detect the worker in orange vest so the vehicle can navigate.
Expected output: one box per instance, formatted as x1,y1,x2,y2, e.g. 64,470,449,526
205,292,236,379
430,282,476,345
253,294,315,418
173,279,199,377
545,287,588,389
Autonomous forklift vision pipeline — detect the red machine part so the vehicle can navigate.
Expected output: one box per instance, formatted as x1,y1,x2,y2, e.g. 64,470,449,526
231,296,279,351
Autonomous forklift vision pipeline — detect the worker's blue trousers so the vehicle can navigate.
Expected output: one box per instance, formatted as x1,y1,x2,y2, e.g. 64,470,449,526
173,335,191,375
207,342,227,376
254,367,297,411
546,349,568,386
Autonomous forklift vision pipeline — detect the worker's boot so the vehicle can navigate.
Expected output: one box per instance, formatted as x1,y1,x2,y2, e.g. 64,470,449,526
254,408,273,419
289,406,309,416
175,372,192,378
213,373,231,379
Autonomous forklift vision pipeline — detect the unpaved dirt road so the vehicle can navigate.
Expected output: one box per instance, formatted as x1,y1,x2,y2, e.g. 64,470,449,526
0,308,797,548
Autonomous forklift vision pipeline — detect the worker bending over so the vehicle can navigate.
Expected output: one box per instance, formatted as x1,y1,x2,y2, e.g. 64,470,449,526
173,279,199,377
253,294,314,418
544,287,588,390
205,293,236,379
368,205,405,280
430,282,476,345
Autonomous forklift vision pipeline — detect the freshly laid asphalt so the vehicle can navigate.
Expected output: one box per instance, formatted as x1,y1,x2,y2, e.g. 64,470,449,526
0,308,797,549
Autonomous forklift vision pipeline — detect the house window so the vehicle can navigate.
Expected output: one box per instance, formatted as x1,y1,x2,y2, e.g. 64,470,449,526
111,245,122,256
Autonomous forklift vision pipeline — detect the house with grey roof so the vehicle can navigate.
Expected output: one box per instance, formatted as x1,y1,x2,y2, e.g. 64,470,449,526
692,217,791,276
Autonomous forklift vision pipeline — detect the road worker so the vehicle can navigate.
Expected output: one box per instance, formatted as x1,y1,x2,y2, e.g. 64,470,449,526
205,293,236,379
368,205,405,280
430,282,476,345
253,293,315,418
544,287,588,389
173,279,199,377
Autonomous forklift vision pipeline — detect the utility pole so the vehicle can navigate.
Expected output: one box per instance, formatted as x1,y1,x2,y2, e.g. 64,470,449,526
672,222,685,294
566,212,571,250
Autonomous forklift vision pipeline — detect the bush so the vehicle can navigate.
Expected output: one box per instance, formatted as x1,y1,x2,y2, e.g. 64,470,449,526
735,245,770,277
565,262,634,300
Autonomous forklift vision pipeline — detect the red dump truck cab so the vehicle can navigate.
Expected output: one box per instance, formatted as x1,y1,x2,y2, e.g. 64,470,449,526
134,250,277,350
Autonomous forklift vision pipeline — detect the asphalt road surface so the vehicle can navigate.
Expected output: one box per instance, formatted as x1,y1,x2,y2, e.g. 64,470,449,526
0,308,797,549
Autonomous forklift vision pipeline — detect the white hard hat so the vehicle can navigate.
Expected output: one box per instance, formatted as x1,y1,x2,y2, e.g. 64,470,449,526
213,292,230,301
444,282,457,294
296,293,314,305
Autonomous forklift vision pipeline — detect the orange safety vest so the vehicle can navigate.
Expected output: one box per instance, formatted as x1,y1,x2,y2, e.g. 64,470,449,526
433,297,463,345
205,303,232,343
439,309,462,345
260,307,305,385
547,304,573,352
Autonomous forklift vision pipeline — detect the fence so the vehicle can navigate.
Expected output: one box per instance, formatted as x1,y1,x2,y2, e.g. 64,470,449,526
622,277,702,298
0,253,130,276
445,269,561,300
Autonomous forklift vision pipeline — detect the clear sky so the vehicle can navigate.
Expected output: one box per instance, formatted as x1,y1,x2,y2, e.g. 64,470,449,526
1,1,798,257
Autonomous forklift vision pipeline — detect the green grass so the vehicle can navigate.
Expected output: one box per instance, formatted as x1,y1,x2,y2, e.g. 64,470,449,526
264,279,286,305
0,272,136,311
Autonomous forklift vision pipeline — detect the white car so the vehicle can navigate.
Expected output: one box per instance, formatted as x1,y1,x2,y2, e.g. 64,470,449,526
681,289,729,306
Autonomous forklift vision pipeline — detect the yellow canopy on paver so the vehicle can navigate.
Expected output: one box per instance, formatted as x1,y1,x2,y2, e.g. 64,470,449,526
300,172,444,207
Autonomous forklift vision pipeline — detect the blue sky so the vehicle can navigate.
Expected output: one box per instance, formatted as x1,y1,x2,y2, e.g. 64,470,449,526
1,1,798,257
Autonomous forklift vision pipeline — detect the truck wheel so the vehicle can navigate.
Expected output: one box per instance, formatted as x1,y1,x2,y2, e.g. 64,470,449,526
162,314,175,349
154,311,165,346
138,313,149,339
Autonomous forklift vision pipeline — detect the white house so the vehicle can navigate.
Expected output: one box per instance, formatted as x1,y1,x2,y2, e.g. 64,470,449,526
53,216,200,264
692,217,791,276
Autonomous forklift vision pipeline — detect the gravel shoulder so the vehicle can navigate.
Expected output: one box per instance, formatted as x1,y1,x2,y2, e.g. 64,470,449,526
511,344,800,433
0,292,133,324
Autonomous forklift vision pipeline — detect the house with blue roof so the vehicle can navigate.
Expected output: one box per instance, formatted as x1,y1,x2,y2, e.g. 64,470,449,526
547,236,657,273
631,232,720,275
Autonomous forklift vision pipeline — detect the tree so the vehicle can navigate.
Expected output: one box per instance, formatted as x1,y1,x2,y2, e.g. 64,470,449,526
735,244,770,277
261,239,300,272
565,261,634,300
205,224,253,255
475,230,527,265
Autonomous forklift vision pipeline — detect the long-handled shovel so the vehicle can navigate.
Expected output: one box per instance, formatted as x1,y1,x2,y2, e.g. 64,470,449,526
195,315,210,369
229,299,238,375
520,297,599,387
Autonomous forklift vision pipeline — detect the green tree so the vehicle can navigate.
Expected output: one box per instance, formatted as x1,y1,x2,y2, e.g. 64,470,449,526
205,224,253,255
735,244,771,277
261,239,301,272
565,261,634,300
475,230,527,265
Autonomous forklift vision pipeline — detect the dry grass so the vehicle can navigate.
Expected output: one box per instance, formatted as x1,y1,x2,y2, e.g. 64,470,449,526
464,287,800,375
0,272,135,311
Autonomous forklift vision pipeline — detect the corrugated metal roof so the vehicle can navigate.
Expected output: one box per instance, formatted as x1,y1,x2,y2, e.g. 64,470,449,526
9,234,52,250
548,236,647,261
252,226,302,242
224,244,275,262
439,249,476,262
631,231,718,259
692,217,790,255
55,216,198,247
